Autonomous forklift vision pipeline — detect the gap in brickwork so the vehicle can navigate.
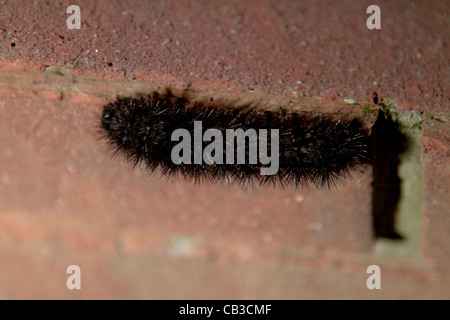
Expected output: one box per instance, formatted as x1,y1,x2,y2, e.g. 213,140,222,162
371,99,423,257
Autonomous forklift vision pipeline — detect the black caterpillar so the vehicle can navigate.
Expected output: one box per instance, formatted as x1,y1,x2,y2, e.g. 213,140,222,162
100,95,371,188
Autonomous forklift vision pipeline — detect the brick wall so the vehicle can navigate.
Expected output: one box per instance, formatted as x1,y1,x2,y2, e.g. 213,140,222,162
0,0,448,299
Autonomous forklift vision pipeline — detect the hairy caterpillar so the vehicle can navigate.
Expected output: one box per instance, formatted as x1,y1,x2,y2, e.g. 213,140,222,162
99,95,371,188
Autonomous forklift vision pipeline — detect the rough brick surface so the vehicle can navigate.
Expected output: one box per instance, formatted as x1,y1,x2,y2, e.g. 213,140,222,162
422,112,450,274
0,0,448,111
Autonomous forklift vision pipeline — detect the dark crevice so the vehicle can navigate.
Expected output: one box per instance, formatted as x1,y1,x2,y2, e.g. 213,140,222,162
371,109,408,239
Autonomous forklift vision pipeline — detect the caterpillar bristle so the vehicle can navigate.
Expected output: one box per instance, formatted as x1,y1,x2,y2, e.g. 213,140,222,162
99,94,371,188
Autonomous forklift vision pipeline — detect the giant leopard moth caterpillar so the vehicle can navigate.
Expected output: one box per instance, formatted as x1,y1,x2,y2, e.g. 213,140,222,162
99,94,371,188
